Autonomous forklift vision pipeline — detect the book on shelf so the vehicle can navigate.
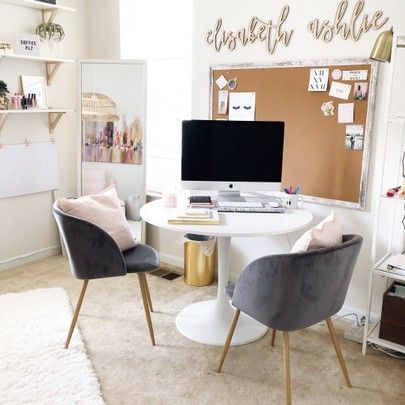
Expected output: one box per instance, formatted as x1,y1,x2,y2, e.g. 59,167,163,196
168,209,220,225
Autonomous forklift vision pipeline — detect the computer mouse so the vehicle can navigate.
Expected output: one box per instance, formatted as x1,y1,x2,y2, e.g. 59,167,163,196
268,201,280,208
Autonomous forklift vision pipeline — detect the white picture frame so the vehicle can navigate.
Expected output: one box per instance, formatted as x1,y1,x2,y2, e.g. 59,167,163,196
21,75,48,109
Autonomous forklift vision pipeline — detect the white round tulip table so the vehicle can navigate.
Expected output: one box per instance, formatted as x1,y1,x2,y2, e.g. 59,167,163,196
140,199,313,346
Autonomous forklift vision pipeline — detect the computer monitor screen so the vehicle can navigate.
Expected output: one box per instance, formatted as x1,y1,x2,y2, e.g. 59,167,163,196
181,120,284,194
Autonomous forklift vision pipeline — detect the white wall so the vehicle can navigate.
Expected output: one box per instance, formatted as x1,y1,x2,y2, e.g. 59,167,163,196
0,0,88,269
87,0,121,59
186,0,405,313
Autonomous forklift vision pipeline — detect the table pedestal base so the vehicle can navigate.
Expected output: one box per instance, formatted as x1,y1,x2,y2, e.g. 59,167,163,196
175,298,268,346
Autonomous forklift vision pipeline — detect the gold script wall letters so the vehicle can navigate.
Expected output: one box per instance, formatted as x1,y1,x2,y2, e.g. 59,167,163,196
308,0,389,42
205,1,389,54
206,5,293,54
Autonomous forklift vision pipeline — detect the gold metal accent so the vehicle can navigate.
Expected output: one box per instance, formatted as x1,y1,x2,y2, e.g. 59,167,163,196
184,240,216,286
138,273,156,346
0,113,9,132
65,280,89,349
283,331,292,405
48,111,64,134
370,28,393,62
42,9,58,24
326,317,352,387
217,309,240,373
46,61,62,86
270,329,277,346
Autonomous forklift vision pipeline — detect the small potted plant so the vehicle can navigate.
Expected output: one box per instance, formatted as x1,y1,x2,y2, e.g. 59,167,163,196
35,22,65,57
0,80,9,110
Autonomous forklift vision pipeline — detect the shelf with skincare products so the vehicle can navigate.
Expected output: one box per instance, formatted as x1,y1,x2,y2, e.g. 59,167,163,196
0,54,75,85
0,0,76,23
0,108,74,133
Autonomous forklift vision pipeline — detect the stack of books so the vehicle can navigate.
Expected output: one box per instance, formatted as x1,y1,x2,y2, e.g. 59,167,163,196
167,208,220,225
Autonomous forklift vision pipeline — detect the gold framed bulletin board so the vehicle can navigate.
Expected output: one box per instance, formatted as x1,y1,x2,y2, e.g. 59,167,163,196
210,59,378,210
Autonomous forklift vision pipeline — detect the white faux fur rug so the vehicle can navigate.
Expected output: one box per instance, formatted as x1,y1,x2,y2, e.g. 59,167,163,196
0,288,104,404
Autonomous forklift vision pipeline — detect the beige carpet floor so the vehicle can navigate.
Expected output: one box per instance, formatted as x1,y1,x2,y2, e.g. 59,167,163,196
0,256,404,405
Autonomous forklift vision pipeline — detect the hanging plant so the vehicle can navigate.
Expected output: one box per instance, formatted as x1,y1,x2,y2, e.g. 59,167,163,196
0,80,9,110
35,22,65,42
0,80,9,96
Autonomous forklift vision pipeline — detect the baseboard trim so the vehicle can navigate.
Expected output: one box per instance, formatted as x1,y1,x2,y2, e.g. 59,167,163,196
0,245,62,272
158,252,184,269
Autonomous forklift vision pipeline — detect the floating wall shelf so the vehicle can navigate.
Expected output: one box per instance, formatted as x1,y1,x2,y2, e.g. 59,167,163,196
0,0,76,23
0,54,76,85
0,108,74,134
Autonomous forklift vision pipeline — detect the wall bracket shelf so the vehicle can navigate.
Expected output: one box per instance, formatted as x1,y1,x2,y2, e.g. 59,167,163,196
0,0,76,23
0,109,74,134
0,54,75,86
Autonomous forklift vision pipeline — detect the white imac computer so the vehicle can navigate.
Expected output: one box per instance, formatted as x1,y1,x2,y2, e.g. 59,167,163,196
181,120,284,202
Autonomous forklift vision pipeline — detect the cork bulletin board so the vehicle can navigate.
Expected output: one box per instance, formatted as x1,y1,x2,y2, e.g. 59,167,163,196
210,59,378,210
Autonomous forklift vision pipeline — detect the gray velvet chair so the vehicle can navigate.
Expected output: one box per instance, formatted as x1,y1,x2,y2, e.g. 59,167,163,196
53,202,160,349
217,235,362,405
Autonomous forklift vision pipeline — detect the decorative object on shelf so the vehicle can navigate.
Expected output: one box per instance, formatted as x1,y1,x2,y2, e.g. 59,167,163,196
35,22,65,57
17,33,40,56
0,42,13,55
0,80,9,110
81,92,119,122
21,75,48,109
83,116,143,166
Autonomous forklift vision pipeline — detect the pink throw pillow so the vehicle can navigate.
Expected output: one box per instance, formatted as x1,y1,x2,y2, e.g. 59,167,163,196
57,185,137,252
291,210,342,253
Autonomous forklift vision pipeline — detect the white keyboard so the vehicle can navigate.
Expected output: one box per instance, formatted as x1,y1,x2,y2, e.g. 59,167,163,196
217,201,263,208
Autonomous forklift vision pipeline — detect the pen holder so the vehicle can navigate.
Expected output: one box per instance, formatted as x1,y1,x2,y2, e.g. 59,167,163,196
284,194,300,209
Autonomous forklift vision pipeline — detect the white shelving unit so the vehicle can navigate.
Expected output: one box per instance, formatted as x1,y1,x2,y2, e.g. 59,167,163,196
0,109,74,133
363,254,405,354
0,1,76,132
0,0,76,23
363,32,405,355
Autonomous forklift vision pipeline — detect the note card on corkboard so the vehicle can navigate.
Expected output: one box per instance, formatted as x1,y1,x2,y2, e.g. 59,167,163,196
210,59,377,209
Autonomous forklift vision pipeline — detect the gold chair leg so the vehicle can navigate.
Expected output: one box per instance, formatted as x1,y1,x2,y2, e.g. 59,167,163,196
271,329,277,346
141,272,154,313
217,309,240,373
138,273,156,346
65,280,89,349
283,331,292,405
326,317,352,387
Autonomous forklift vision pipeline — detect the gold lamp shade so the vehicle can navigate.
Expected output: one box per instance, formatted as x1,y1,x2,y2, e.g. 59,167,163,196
370,28,393,62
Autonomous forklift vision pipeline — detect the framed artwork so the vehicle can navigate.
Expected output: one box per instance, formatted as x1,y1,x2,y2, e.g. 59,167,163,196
21,75,48,109
82,116,143,165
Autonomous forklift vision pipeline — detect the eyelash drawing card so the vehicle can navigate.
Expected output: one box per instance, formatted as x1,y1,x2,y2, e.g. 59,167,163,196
229,92,256,121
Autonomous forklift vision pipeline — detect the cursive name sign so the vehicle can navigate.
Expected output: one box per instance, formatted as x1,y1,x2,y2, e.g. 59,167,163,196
308,0,388,42
205,1,390,54
206,5,293,54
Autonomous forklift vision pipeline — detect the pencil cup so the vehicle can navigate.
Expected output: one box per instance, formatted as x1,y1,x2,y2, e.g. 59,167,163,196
285,194,300,209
